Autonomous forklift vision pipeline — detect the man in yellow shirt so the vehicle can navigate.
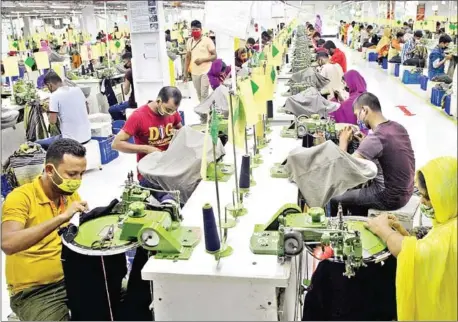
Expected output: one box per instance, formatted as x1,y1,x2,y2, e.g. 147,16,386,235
2,138,88,321
184,20,217,103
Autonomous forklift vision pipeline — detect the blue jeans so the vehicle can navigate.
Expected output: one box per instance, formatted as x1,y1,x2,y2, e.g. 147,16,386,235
108,101,130,121
36,135,62,150
139,178,167,201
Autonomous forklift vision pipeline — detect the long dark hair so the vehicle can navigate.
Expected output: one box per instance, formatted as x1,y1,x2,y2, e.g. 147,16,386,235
417,171,429,200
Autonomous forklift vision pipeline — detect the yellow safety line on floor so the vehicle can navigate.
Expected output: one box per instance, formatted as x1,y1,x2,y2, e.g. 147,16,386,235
372,62,457,126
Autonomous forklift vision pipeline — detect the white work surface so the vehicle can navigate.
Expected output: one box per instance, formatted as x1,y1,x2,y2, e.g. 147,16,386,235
142,126,303,321
272,79,295,123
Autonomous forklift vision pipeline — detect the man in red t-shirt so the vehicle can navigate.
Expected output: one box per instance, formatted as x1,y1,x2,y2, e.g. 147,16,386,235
112,86,183,186
324,40,347,73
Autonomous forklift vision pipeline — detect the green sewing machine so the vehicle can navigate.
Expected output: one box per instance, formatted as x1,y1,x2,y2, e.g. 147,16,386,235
61,174,201,260
250,204,390,278
13,80,39,105
206,162,234,182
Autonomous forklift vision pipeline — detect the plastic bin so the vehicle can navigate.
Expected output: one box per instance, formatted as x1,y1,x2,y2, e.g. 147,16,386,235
394,63,400,77
444,95,452,115
402,70,422,84
179,111,185,125
431,87,446,107
92,136,119,165
419,75,428,91
368,52,378,62
111,120,134,144
1,174,12,198
382,58,388,69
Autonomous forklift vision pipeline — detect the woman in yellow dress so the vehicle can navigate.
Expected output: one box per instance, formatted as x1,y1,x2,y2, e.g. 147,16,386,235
366,156,457,321
375,27,392,64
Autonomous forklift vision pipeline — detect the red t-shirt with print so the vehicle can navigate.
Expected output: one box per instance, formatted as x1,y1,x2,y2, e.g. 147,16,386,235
331,48,347,73
122,104,182,163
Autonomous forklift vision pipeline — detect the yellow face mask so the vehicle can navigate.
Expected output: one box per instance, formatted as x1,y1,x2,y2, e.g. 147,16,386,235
49,164,82,194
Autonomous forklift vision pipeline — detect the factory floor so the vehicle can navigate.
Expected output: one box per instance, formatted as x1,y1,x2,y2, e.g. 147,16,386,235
1,43,457,320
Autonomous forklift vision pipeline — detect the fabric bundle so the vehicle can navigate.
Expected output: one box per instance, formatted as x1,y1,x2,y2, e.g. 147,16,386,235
285,141,377,207
289,67,330,91
138,126,225,203
284,87,339,117
1,108,19,130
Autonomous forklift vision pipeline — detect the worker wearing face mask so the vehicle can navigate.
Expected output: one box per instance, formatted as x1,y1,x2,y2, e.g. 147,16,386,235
2,139,88,321
112,86,183,186
428,34,453,81
184,20,217,102
234,48,248,69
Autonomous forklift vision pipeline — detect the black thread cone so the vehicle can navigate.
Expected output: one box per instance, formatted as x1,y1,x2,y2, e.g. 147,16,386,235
266,100,274,118
239,154,251,189
202,204,221,253
302,133,314,148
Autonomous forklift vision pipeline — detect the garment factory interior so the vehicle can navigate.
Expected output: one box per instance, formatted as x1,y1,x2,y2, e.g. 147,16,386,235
1,0,457,321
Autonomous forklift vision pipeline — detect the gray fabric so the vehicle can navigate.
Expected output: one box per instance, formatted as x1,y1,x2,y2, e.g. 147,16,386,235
138,126,225,203
48,51,66,63
284,87,339,117
285,141,378,207
290,67,330,91
1,108,19,130
193,85,230,118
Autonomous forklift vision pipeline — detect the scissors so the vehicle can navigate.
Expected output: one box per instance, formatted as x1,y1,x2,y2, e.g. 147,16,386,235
91,225,115,250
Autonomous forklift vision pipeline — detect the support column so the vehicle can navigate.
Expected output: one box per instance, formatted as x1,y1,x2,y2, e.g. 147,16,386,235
216,33,233,67
127,1,171,105
22,17,33,38
81,5,98,41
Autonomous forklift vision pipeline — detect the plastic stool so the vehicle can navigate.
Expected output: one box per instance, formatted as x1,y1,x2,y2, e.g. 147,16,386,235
368,52,379,62
419,75,428,91
402,70,422,84
382,58,388,69
431,87,446,107
444,95,452,115
394,63,400,77
426,81,441,99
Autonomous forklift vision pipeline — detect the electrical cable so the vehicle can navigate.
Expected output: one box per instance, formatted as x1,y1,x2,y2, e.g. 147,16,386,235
100,256,114,321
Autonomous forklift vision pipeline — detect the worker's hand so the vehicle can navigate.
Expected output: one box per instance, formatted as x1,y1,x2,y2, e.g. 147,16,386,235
194,58,204,66
61,201,89,222
386,214,410,237
365,213,392,237
142,145,161,154
334,90,345,102
339,126,354,143
353,131,366,142
445,54,453,61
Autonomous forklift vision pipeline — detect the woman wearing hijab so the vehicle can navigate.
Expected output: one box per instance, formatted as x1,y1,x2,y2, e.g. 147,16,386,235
329,70,367,125
376,28,392,64
315,15,322,34
207,59,231,90
234,48,248,68
366,156,457,321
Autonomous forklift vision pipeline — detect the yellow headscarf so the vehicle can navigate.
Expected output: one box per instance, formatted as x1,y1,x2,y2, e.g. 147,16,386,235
376,28,391,53
396,156,457,321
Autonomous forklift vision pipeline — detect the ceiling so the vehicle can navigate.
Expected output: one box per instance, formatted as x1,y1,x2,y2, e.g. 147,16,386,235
0,1,206,19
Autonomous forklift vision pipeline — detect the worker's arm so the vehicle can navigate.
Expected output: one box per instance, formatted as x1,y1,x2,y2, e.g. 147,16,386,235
48,94,59,124
85,101,90,114
48,112,58,124
1,196,87,255
123,78,131,96
365,214,406,258
432,55,452,68
112,130,159,154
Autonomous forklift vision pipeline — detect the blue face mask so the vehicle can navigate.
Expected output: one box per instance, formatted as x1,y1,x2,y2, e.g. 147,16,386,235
357,109,369,131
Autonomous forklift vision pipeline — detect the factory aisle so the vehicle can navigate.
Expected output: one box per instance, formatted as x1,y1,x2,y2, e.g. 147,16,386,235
1,43,457,321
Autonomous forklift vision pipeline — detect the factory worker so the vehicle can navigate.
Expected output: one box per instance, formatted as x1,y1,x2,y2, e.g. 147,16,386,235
323,40,347,72
330,92,415,217
316,51,345,98
2,139,88,321
366,156,457,321
112,86,183,320
428,34,453,81
184,20,217,102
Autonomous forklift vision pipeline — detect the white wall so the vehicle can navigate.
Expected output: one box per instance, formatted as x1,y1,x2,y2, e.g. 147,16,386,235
423,1,457,19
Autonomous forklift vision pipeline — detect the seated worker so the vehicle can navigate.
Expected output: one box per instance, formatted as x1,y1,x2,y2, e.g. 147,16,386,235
307,26,315,38
36,72,91,150
361,25,375,48
112,86,183,319
207,59,231,90
323,40,347,72
330,92,415,217
316,52,344,98
330,70,367,125
315,39,328,54
376,28,392,64
428,34,453,81
261,31,272,45
234,48,248,69
366,156,457,321
245,37,256,56
346,21,355,46
401,30,423,64
2,139,88,321
311,32,321,49
388,31,404,63
109,52,137,120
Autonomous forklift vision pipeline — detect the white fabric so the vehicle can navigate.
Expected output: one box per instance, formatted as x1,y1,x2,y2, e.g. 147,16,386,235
48,86,91,143
285,141,378,207
319,63,345,95
138,126,225,203
83,140,102,171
